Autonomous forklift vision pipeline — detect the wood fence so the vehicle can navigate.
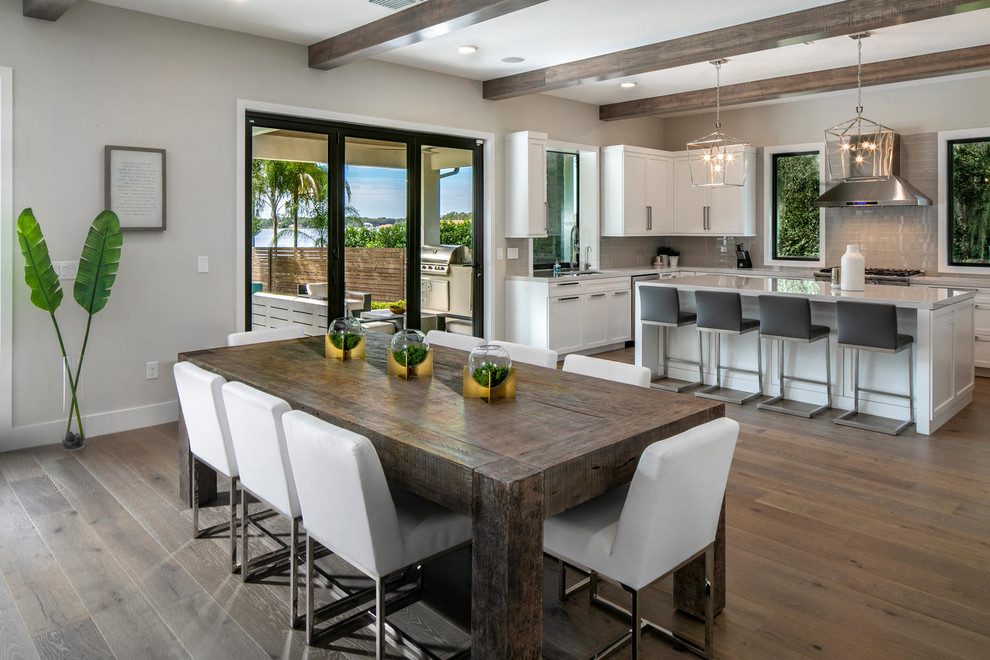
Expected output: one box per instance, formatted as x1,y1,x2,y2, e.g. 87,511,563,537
252,247,406,302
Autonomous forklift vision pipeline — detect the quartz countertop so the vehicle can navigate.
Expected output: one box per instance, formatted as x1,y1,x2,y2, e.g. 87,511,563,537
642,275,975,309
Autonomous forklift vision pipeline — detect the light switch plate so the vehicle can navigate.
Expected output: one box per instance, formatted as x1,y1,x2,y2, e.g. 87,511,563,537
197,256,209,273
497,248,504,260
53,261,79,280
507,247,519,259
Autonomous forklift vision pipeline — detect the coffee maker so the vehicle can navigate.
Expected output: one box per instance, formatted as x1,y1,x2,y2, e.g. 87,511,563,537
736,244,753,269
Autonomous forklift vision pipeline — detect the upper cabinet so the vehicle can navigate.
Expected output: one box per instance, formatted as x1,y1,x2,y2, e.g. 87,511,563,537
505,131,548,238
671,149,756,236
601,145,673,236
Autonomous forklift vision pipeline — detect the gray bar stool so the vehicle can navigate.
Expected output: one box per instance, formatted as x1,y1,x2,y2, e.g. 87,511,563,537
835,301,914,435
694,290,763,405
640,286,703,392
756,295,832,418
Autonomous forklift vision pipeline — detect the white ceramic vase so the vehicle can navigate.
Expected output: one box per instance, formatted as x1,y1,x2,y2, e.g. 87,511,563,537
840,245,865,291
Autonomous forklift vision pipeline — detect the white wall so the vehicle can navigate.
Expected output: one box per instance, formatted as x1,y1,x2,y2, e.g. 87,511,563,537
0,0,662,449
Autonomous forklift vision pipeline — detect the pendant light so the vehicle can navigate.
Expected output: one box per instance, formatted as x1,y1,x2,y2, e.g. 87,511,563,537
823,33,894,182
687,59,749,187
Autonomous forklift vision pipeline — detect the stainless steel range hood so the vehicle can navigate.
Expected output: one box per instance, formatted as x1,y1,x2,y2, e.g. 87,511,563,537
814,135,932,207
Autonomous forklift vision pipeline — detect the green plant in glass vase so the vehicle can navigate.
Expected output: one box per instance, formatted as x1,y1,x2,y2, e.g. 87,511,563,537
16,208,123,450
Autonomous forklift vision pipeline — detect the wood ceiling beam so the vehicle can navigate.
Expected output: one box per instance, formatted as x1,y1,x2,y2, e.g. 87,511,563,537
599,44,990,121
23,0,77,21
309,0,548,70
483,0,990,100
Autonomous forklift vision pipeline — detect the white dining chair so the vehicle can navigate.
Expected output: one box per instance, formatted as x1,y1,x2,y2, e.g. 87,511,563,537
221,381,304,628
173,362,240,574
227,325,305,346
544,417,739,659
425,329,485,352
489,340,558,369
562,354,652,388
283,410,472,658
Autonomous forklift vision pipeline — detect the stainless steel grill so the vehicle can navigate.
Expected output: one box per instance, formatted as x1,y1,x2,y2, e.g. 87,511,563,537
420,244,472,275
814,266,924,286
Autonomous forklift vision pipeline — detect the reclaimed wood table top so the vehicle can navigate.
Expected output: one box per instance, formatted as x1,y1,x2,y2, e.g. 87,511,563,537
180,333,723,518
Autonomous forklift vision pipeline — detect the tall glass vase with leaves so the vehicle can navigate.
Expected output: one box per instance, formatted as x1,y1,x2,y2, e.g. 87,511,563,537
16,208,123,450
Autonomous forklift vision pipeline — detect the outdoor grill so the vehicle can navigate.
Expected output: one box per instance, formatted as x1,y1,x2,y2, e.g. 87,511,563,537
420,244,472,274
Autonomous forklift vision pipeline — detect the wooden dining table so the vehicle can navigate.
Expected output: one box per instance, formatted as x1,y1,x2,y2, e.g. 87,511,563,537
177,333,725,658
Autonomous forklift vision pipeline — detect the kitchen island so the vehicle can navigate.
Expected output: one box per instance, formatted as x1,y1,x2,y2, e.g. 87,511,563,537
635,276,976,435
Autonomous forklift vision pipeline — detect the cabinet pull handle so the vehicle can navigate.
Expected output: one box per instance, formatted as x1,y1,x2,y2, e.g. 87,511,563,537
705,205,711,230
556,281,580,286
545,201,549,232
557,296,580,302
976,304,990,310
977,336,990,342
647,206,652,230
614,290,629,295
591,293,606,298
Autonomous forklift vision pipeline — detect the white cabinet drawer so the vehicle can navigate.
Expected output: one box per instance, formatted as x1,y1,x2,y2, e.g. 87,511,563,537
977,334,990,368
584,277,630,293
548,280,585,296
975,302,990,334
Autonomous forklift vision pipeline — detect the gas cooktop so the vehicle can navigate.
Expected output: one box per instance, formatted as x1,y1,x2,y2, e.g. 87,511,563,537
818,266,924,277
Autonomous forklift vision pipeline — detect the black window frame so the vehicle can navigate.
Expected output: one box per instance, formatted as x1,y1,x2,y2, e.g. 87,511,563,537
770,149,822,263
245,111,485,335
946,135,990,269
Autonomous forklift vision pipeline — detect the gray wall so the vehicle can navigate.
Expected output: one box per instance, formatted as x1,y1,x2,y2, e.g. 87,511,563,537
0,0,662,447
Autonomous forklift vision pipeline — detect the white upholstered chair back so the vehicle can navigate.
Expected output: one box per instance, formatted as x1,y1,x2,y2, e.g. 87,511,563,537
562,354,652,388
425,330,484,352
283,411,405,577
227,325,305,347
489,340,558,369
221,382,301,519
610,418,738,590
306,282,328,298
173,362,237,477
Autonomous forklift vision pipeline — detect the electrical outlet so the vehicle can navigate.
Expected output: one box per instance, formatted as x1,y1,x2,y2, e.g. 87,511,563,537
53,261,79,280
146,361,159,380
197,256,209,273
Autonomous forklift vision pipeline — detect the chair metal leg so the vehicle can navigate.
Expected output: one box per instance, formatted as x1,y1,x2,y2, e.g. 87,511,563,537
230,476,238,574
191,456,199,538
306,534,315,645
630,587,641,659
290,517,300,628
908,343,915,424
241,488,249,584
697,330,705,385
755,329,763,395
375,576,386,660
825,338,832,409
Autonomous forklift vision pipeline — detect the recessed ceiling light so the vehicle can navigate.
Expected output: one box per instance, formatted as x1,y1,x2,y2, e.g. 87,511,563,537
458,45,478,55
620,82,637,88
501,56,525,64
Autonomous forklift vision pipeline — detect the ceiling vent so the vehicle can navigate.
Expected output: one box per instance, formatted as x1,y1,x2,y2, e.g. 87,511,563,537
368,0,423,10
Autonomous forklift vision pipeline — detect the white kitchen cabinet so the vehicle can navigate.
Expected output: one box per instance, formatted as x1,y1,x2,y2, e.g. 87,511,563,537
506,276,631,355
930,302,975,420
972,289,990,369
505,131,548,238
606,289,631,343
671,150,756,236
601,145,673,236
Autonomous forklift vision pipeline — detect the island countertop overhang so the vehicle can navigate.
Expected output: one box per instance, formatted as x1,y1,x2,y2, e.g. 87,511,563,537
638,275,975,310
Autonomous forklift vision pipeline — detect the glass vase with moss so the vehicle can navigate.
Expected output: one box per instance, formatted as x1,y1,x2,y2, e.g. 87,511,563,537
463,344,515,402
388,329,432,379
325,316,366,360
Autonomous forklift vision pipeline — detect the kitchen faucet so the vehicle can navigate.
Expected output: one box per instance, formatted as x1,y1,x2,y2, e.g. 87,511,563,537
569,225,579,271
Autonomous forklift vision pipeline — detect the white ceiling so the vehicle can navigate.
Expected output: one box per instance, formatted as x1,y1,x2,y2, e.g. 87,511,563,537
90,0,990,109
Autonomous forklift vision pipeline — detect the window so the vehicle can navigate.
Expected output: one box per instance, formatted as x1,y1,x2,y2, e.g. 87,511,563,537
763,143,824,267
947,137,990,268
534,150,579,269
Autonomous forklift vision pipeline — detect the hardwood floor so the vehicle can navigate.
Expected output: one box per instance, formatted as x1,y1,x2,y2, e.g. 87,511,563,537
2,360,989,658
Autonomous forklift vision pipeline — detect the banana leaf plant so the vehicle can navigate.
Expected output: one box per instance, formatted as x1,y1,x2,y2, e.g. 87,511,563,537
16,208,123,450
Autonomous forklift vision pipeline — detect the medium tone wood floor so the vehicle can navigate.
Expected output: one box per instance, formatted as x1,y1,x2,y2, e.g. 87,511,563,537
2,352,989,659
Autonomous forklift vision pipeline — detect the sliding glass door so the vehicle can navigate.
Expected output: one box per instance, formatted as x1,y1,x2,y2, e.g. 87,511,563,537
245,113,483,337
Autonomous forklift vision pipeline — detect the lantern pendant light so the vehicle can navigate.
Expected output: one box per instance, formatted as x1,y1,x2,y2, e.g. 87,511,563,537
823,33,894,182
687,59,749,187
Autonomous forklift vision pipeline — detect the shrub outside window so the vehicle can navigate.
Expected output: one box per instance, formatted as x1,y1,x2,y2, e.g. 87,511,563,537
947,137,990,267
772,151,821,261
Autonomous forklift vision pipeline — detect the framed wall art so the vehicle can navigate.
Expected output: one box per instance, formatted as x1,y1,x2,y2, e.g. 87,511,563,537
105,145,166,231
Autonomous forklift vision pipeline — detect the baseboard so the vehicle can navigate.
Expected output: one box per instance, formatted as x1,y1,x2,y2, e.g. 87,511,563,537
0,400,179,452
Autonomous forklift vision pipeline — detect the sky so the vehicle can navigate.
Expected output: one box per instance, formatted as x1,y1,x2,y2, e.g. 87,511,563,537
345,165,473,219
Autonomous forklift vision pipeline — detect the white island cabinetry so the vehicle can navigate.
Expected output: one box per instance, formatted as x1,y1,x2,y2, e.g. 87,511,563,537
634,276,976,435
507,276,631,356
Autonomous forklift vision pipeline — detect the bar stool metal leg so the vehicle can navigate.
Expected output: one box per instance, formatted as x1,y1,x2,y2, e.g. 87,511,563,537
696,331,762,405
652,325,704,392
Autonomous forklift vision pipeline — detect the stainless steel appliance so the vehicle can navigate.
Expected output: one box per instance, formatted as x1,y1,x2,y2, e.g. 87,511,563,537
420,244,473,324
815,135,932,207
814,266,923,286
